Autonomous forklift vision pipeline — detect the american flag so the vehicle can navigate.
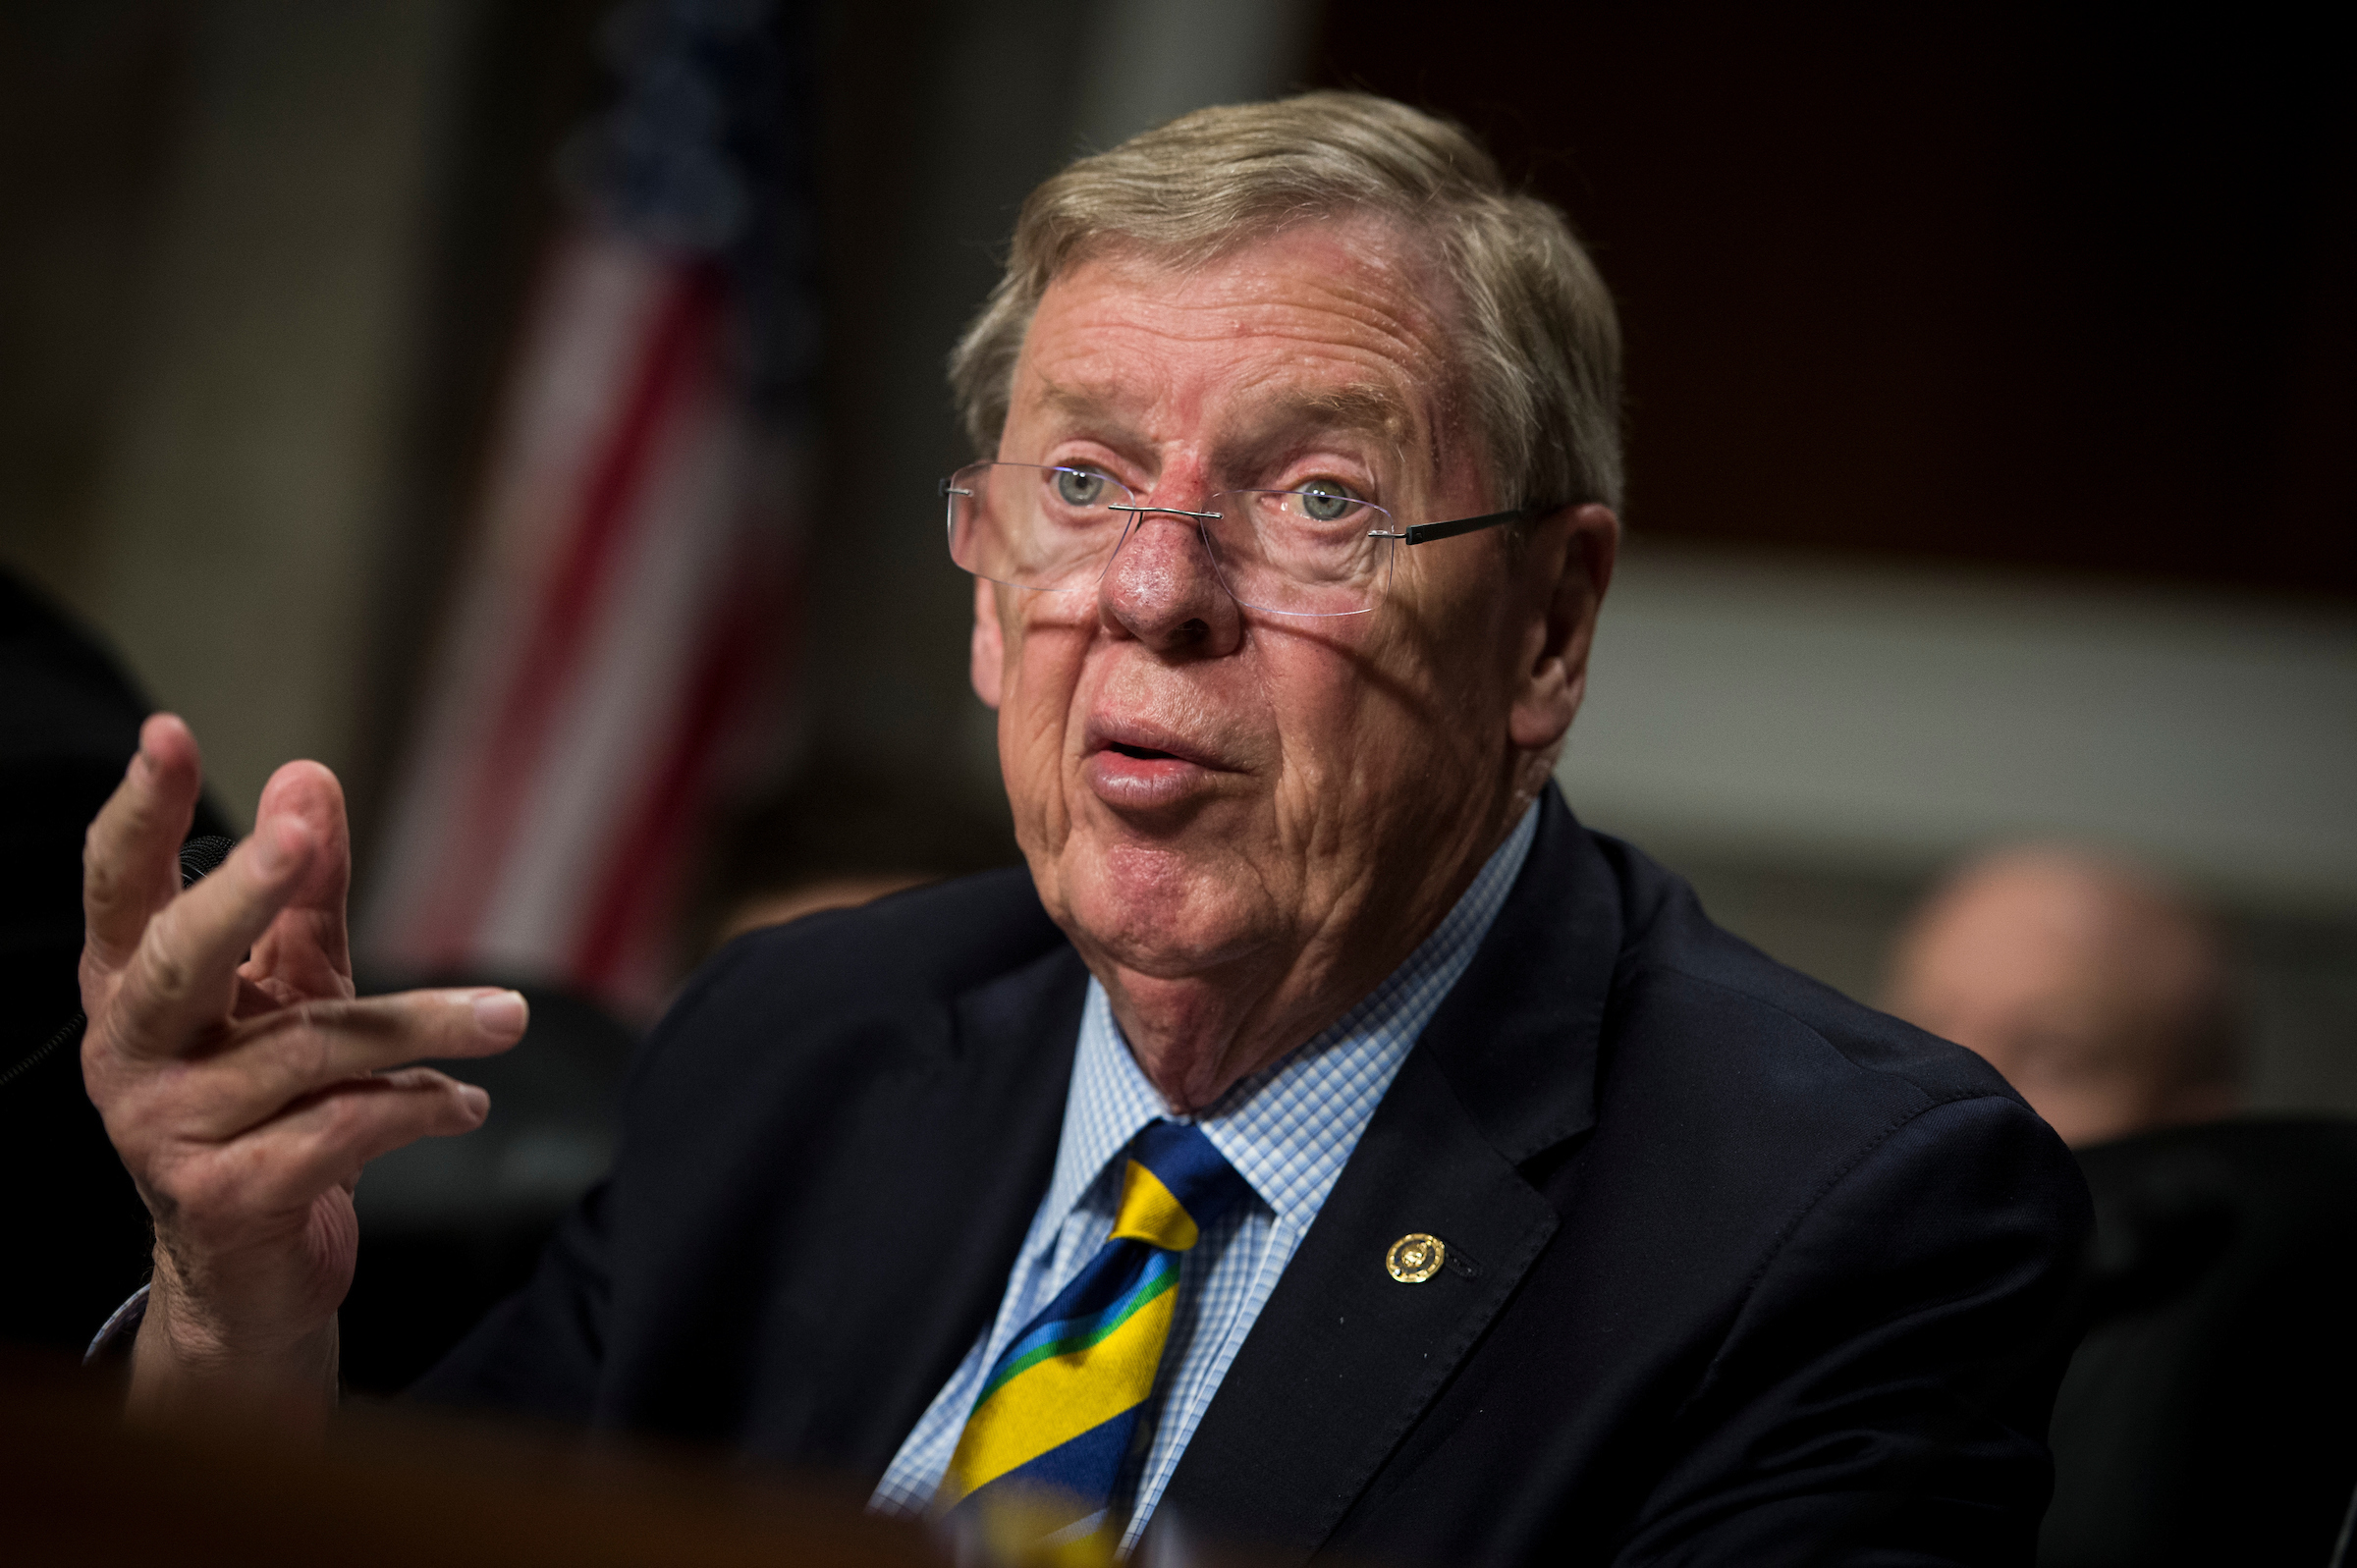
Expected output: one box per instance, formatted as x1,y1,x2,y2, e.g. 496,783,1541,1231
360,0,815,1015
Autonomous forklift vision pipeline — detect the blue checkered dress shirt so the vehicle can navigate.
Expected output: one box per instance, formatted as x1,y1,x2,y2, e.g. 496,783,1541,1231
870,801,1538,1550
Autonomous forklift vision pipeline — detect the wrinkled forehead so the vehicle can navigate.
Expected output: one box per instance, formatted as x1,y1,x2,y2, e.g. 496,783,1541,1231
1057,205,1460,318
1014,217,1475,468
1026,369,1424,473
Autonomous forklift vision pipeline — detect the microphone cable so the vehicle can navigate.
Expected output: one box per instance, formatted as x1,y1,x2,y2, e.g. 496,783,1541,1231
0,834,237,1093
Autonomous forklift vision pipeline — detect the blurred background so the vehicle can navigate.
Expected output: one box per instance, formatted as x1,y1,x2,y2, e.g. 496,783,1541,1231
4,2,2355,1557
6,0,2348,1082
3,0,2353,1381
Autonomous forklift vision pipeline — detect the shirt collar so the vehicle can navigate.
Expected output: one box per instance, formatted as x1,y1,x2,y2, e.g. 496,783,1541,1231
1038,800,1540,1234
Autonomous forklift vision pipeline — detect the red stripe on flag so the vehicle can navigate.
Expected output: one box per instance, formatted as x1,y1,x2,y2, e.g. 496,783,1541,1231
570,551,778,990
416,260,727,964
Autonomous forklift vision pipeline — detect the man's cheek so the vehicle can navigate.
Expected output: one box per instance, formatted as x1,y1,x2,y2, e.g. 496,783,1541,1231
997,628,1083,829
1001,691,1062,810
1269,656,1374,799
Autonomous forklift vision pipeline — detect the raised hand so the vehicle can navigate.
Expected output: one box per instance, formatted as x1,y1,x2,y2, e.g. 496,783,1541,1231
80,715,527,1431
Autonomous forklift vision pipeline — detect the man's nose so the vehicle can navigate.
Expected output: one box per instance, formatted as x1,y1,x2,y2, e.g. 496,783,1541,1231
1097,503,1243,656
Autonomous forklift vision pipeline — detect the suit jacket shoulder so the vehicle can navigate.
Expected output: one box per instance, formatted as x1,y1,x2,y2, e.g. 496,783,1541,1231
652,867,1064,1055
416,866,1091,1474
1598,829,2022,1109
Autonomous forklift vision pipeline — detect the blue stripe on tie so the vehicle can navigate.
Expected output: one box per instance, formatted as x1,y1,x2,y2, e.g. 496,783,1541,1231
975,1122,1245,1398
983,1243,1163,1372
977,1250,1176,1404
1128,1121,1250,1226
971,1406,1137,1511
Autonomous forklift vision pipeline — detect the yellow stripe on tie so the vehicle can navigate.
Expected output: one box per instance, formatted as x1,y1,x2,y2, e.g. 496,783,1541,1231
1109,1160,1198,1252
943,1282,1178,1503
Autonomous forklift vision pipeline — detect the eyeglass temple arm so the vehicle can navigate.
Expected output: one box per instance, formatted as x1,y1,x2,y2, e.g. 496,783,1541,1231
1376,508,1534,547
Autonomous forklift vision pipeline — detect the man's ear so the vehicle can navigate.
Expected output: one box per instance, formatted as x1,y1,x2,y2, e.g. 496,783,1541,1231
1508,503,1619,754
969,575,1005,709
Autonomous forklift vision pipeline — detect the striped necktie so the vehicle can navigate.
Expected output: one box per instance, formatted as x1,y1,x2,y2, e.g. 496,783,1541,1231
939,1119,1250,1560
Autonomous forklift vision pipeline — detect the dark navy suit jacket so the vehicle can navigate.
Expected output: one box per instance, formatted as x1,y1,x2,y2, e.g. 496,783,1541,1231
418,788,2091,1566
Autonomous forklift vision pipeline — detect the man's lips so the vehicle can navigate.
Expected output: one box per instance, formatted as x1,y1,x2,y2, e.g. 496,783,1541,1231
1085,717,1223,769
1082,719,1231,809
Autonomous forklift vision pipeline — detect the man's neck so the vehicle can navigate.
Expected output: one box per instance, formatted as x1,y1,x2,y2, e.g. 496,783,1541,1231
1095,795,1534,1114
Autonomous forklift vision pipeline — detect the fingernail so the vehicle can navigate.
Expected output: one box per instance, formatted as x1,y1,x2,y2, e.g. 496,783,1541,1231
471,990,527,1039
459,1083,491,1118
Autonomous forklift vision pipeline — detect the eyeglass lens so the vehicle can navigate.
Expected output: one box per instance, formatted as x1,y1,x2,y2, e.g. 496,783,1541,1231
944,462,1394,618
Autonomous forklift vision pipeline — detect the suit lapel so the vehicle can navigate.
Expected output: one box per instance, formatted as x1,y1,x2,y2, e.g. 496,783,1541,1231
1153,790,1623,1560
1153,1047,1561,1561
809,941,1091,1477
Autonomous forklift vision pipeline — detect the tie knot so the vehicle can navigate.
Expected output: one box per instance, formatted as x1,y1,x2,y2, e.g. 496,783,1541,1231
1109,1120,1250,1253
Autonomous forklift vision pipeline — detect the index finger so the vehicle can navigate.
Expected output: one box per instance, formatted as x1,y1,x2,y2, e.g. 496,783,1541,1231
111,814,322,1061
83,714,204,972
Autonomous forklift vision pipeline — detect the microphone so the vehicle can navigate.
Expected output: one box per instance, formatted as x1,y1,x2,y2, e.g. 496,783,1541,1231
0,834,240,1092
177,832,237,890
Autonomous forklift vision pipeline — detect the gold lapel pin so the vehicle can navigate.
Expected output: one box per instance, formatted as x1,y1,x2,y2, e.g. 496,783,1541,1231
1387,1232,1446,1283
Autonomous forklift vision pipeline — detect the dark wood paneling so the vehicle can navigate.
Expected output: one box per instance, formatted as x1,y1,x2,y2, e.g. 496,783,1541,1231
1311,4,2356,598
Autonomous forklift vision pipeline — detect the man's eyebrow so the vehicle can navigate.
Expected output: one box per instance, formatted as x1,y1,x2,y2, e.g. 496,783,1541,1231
1035,380,1138,438
1263,383,1414,440
1034,380,1413,439
1224,384,1417,478
1029,377,1420,480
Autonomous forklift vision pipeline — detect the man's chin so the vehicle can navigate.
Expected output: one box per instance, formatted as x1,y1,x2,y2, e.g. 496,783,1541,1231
1049,838,1273,984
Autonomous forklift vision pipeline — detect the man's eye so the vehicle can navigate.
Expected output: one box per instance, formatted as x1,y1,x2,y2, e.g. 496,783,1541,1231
1054,468,1108,507
1296,484,1358,523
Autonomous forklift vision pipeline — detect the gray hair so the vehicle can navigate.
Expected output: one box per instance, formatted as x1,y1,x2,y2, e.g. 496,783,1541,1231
948,91,1624,516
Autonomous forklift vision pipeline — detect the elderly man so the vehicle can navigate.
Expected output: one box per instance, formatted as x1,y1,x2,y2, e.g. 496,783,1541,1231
81,95,2085,1565
1887,852,2357,1563
1886,845,2242,1147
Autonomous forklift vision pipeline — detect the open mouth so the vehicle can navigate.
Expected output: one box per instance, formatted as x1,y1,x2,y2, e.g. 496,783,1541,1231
1084,721,1221,808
